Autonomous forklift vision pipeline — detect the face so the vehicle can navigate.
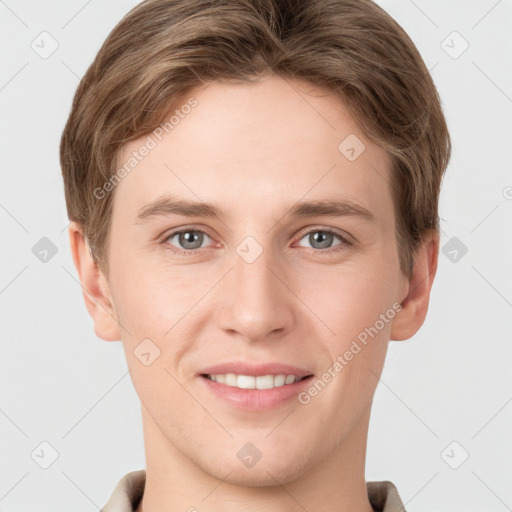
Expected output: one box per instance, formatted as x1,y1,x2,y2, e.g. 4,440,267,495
99,75,411,485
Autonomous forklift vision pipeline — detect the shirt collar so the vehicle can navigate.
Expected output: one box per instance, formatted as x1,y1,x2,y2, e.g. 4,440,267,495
101,470,407,512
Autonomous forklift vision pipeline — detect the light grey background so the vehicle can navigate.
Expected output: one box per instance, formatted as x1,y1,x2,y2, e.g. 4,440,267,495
1,1,511,510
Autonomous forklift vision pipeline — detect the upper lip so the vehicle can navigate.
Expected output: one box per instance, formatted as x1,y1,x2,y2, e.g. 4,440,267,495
199,362,313,378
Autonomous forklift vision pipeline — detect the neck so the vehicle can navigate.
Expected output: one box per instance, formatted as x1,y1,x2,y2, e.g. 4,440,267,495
136,404,375,512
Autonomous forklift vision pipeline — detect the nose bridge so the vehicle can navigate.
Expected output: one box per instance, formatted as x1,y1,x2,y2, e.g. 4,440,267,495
218,237,294,341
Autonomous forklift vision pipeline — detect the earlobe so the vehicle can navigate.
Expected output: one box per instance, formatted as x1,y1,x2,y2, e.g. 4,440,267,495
390,230,440,341
68,222,121,342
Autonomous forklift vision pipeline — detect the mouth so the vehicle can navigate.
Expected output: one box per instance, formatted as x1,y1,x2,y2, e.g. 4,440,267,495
197,362,315,411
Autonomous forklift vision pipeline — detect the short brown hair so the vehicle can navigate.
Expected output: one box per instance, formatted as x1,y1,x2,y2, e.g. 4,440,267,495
60,0,451,279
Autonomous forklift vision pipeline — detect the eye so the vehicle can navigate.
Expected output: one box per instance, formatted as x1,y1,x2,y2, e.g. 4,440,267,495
162,226,353,257
295,228,352,252
163,228,213,255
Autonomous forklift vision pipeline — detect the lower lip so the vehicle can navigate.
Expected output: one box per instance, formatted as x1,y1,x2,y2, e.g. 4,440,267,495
199,375,314,411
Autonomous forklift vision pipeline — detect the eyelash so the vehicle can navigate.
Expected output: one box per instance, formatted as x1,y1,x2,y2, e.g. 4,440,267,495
161,226,354,257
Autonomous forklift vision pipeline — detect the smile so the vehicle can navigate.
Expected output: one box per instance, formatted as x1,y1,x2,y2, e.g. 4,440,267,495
204,373,307,389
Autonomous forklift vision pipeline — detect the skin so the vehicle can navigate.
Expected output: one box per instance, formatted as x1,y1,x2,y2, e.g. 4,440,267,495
69,75,439,511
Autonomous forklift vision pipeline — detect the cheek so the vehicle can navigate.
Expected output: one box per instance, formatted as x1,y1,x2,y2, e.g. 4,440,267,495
299,257,398,342
110,257,198,334
297,268,394,426
110,261,213,387
112,270,192,412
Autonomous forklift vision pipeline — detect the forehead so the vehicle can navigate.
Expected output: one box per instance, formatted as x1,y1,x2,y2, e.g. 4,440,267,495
113,75,394,226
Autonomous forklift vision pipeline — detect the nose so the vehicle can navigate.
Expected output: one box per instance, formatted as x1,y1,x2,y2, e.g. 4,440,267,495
216,241,296,342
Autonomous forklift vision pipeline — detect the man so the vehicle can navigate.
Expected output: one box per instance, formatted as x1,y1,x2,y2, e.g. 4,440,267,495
60,0,451,510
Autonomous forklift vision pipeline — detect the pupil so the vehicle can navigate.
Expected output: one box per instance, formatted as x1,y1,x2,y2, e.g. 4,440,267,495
181,231,201,249
312,231,331,249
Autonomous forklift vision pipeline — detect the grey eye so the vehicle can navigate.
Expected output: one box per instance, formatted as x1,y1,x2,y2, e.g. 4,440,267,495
167,230,210,251
298,230,343,250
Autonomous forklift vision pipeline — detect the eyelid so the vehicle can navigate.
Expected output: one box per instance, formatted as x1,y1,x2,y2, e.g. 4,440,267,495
298,225,348,238
160,225,214,242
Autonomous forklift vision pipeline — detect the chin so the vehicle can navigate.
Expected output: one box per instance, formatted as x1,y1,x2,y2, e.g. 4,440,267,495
198,448,312,488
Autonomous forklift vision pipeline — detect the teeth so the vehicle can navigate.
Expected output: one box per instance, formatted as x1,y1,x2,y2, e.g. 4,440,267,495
284,375,295,384
207,373,303,389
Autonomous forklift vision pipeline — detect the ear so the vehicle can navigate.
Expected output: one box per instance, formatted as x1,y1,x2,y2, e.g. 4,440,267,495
390,229,440,341
68,222,121,342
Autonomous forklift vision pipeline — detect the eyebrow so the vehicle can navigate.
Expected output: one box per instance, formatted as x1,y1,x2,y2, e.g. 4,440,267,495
135,194,377,224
